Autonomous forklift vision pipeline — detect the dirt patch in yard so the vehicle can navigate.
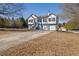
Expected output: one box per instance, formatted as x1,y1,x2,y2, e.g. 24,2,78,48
0,28,31,32
0,31,13,35
0,32,79,56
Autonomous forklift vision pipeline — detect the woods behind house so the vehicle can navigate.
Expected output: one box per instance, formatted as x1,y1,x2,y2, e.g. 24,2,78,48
0,3,28,29
0,17,28,28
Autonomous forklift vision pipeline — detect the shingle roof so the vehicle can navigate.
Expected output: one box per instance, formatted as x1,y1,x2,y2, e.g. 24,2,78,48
27,13,57,20
37,13,55,18
38,15,49,18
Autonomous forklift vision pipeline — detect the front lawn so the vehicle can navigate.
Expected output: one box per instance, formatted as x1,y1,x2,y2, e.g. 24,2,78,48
0,32,79,56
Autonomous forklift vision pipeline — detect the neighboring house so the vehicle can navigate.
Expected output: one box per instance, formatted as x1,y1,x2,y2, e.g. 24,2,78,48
27,13,59,30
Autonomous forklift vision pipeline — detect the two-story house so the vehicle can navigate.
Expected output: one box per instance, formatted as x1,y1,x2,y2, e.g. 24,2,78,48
27,13,59,30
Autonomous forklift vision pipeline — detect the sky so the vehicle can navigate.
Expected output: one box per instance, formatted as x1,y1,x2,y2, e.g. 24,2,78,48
22,3,67,23
23,3,62,17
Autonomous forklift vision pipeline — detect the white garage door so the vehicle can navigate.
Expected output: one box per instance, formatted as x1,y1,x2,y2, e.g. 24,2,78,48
50,26,56,30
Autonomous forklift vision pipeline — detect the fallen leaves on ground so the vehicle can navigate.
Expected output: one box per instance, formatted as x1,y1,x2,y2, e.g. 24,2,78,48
0,32,79,56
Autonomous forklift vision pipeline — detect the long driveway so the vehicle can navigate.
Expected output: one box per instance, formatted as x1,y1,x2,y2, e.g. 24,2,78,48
0,31,51,51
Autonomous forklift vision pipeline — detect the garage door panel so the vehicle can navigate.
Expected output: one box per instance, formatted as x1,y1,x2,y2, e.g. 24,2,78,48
50,26,56,30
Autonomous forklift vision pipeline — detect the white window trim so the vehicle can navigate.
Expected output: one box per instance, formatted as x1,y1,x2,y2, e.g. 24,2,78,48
43,18,47,22
48,18,55,22
29,19,33,23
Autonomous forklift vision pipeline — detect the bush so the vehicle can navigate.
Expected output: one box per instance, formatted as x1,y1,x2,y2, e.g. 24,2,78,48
64,18,79,30
64,23,76,30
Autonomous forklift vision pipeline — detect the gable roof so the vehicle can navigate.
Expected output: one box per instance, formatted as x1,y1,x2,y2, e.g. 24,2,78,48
27,14,38,20
38,13,56,18
27,13,57,20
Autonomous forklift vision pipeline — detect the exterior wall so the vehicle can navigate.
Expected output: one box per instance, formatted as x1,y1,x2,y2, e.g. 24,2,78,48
41,15,57,25
47,15,56,24
49,24,56,30
27,14,58,31
38,24,42,30
28,15,38,30
56,16,59,31
42,18,48,24
28,17,34,24
42,24,56,30
28,15,38,24
41,14,57,30
42,24,49,30
28,24,33,30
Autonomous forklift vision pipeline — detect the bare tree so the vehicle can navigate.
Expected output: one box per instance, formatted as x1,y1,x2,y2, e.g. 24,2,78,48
60,3,79,19
0,3,24,17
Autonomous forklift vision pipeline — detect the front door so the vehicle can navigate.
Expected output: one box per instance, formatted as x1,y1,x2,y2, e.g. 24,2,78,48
43,25,48,30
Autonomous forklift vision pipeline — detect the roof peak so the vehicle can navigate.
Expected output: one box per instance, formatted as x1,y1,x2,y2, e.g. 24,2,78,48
30,13,57,18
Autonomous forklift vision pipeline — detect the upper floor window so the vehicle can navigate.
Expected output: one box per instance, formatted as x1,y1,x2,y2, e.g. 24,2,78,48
43,18,47,22
29,19,33,23
49,18,55,22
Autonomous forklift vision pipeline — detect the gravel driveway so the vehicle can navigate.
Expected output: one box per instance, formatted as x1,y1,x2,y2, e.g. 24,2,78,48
0,31,51,51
